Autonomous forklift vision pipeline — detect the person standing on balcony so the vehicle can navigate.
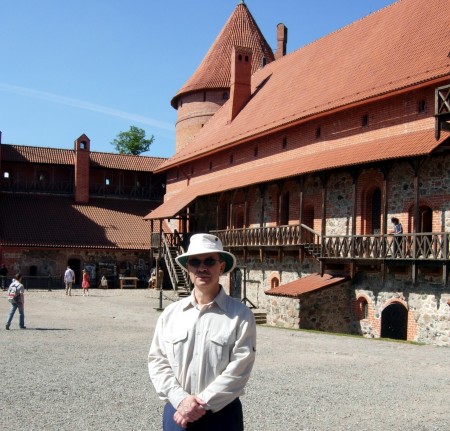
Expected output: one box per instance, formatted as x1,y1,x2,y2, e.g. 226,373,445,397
389,217,403,257
148,233,256,431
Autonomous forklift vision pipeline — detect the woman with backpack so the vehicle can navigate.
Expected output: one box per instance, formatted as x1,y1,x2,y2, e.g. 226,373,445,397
5,273,25,330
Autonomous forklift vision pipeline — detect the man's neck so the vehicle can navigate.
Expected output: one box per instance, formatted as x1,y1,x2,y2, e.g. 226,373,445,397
194,284,221,306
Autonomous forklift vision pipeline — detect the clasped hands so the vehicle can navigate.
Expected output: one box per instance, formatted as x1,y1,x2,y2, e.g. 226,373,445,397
174,395,207,428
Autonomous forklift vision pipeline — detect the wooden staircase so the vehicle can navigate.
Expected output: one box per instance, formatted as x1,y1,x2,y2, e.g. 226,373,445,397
252,309,267,325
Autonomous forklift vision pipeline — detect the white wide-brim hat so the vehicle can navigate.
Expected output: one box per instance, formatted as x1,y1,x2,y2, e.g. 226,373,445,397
175,233,236,274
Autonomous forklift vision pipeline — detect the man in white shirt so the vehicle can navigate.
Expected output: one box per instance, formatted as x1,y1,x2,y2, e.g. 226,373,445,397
64,266,75,296
148,234,256,430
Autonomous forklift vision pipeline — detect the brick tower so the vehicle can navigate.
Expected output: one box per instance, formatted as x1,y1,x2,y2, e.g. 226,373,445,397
171,2,278,152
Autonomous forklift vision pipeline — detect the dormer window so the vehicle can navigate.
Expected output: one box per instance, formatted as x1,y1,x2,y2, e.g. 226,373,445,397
362,114,369,127
80,141,86,150
418,100,427,113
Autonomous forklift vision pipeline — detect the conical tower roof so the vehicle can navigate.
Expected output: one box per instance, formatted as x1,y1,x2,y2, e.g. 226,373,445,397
171,2,275,108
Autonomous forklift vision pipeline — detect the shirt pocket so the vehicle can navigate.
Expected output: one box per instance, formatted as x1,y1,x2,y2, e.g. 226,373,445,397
163,330,188,367
208,331,234,372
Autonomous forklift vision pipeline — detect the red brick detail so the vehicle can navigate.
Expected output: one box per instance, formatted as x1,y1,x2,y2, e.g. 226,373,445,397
74,135,90,203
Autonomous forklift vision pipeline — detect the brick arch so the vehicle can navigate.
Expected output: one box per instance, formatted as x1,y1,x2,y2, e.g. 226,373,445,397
268,271,281,289
380,298,417,341
302,198,315,230
353,293,371,320
359,172,384,235
407,199,436,233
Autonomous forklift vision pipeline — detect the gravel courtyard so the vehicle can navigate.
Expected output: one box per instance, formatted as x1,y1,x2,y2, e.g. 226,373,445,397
1,288,449,431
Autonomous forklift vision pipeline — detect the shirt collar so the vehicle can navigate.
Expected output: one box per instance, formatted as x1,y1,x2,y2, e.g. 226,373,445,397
184,285,228,312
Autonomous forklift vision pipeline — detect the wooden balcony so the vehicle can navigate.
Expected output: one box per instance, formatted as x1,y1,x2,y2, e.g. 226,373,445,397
211,225,450,262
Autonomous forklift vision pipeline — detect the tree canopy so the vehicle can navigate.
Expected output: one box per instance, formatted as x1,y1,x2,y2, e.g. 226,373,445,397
111,126,154,155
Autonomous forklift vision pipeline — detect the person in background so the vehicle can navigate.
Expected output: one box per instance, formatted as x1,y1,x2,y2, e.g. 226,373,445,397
389,217,404,257
0,264,8,291
64,266,75,296
148,233,256,431
81,269,90,296
100,275,108,289
5,273,25,330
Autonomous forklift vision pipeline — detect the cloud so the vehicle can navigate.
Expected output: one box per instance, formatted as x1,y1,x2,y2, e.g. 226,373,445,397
0,83,174,132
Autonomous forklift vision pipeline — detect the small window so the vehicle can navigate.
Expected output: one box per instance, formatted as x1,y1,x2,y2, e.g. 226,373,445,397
282,136,288,149
315,127,321,139
245,55,249,62
105,178,110,186
355,297,369,320
362,114,369,127
254,147,258,157
238,54,242,61
3,171,9,179
79,141,86,149
271,277,280,289
418,100,427,113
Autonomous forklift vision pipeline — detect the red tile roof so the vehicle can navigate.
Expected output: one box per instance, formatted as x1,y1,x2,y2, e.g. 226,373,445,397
161,0,450,170
1,145,74,165
265,273,348,298
0,194,155,250
145,129,450,219
171,2,275,108
1,145,167,172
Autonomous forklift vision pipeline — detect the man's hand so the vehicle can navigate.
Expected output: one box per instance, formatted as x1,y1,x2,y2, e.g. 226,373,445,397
174,395,207,428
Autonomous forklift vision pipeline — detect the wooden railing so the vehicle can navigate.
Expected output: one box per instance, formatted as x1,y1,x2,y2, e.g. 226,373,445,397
323,232,449,260
212,225,450,261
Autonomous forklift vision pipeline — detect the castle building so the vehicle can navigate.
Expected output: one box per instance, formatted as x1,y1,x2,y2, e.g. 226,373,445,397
0,134,167,288
146,0,450,346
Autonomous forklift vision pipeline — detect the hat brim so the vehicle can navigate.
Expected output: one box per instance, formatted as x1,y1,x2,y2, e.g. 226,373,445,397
176,251,236,274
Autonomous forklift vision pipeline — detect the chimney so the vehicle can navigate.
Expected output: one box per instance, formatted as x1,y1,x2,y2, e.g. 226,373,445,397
275,23,288,59
74,134,90,203
229,46,253,122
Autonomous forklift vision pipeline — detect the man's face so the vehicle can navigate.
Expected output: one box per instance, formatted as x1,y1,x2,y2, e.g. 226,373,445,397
187,252,225,290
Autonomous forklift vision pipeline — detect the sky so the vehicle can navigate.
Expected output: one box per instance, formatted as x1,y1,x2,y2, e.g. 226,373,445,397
0,0,396,159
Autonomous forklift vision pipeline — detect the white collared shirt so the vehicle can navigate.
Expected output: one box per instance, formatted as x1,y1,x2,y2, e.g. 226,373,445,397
148,286,256,412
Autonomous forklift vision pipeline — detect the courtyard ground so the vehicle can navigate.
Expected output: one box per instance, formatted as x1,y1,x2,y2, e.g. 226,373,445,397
1,287,449,431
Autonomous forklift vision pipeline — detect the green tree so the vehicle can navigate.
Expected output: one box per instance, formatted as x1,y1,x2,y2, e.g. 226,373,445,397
111,126,154,155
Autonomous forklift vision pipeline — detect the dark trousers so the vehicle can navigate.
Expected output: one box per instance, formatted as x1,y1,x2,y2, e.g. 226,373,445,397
163,398,243,431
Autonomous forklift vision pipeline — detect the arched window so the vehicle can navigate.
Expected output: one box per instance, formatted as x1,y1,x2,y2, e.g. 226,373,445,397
271,277,280,289
355,297,369,320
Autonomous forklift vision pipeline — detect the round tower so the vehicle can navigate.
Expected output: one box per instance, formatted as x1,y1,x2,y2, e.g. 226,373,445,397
171,2,275,152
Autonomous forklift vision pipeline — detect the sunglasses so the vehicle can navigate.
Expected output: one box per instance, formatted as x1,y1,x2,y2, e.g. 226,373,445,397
187,258,222,268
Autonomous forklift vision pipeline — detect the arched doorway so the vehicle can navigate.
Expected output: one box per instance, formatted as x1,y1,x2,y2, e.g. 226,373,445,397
68,258,81,287
371,188,382,234
419,205,432,233
381,302,408,340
